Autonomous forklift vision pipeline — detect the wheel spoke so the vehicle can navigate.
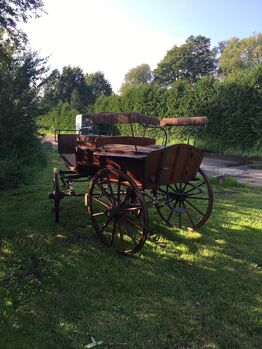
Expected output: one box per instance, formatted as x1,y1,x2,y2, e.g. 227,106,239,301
167,200,178,223
178,201,182,227
184,181,205,195
184,198,205,216
182,182,190,191
97,182,114,204
158,186,169,193
122,215,143,232
169,184,178,193
182,201,195,227
122,220,138,245
117,222,126,251
92,196,111,209
117,177,121,204
92,211,107,217
156,203,167,208
186,195,209,200
110,218,117,246
106,175,116,204
121,205,142,212
97,217,112,234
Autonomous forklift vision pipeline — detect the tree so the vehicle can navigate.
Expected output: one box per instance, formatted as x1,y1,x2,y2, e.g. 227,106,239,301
218,33,262,75
153,35,217,86
120,64,152,93
0,32,47,187
85,71,112,104
0,0,44,41
40,69,61,111
56,66,90,111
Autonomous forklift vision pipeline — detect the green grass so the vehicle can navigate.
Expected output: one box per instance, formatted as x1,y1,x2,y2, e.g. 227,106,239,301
0,150,261,349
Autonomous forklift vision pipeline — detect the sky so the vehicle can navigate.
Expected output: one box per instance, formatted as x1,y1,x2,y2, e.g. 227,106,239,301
22,0,262,93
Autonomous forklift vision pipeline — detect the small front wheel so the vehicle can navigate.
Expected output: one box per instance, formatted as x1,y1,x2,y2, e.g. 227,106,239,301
88,168,149,255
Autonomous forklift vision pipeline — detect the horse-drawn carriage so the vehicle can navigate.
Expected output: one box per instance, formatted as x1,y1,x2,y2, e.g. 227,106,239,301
48,112,213,255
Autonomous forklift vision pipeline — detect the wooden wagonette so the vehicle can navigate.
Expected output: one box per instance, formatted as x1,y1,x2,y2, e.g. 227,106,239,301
49,112,213,255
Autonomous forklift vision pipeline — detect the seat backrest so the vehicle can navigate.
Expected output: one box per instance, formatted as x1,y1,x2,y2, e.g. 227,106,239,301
77,135,156,148
144,143,205,187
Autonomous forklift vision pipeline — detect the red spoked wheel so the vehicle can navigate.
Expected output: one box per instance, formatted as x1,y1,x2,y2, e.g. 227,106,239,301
88,168,148,255
153,168,213,230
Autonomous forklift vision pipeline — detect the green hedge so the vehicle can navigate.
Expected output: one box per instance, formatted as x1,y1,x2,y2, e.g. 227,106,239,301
91,66,262,153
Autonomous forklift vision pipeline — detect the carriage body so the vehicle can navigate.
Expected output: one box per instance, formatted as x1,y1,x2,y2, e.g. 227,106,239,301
49,112,213,255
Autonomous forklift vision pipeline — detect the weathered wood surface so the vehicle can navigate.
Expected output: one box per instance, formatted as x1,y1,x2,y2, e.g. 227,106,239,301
160,116,208,127
80,112,159,125
77,135,156,150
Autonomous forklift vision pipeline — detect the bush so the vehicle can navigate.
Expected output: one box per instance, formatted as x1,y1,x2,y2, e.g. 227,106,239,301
37,102,79,131
0,39,47,189
0,141,47,189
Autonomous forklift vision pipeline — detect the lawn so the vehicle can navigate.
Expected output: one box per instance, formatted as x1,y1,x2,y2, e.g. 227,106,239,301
0,150,261,349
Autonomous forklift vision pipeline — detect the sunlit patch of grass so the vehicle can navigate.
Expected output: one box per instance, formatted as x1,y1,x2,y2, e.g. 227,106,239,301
215,239,226,245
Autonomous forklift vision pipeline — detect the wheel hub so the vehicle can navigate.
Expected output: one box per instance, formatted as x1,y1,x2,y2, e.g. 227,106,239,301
106,205,121,218
168,190,185,202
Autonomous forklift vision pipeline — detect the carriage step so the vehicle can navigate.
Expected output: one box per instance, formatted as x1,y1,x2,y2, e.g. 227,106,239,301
174,207,188,214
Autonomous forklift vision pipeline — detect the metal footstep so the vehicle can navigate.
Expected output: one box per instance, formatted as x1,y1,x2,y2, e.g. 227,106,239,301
174,207,188,214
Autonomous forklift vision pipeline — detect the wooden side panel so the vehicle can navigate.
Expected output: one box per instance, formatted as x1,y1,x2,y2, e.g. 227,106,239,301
58,134,77,154
159,144,205,185
97,155,146,188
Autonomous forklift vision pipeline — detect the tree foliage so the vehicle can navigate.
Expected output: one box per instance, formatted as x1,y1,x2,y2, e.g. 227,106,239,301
41,68,112,113
57,66,89,109
41,66,91,113
153,35,217,86
0,0,44,40
38,102,79,131
120,64,152,93
85,71,112,104
219,33,262,75
0,32,47,188
40,69,61,110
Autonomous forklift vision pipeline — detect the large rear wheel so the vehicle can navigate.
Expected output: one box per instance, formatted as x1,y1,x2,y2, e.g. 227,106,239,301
153,168,213,230
88,168,148,255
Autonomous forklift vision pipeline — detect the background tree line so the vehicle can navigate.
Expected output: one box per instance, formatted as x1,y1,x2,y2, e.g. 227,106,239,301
40,33,261,154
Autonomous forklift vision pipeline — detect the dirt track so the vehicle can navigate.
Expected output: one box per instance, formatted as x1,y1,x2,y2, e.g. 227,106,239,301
202,153,262,186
